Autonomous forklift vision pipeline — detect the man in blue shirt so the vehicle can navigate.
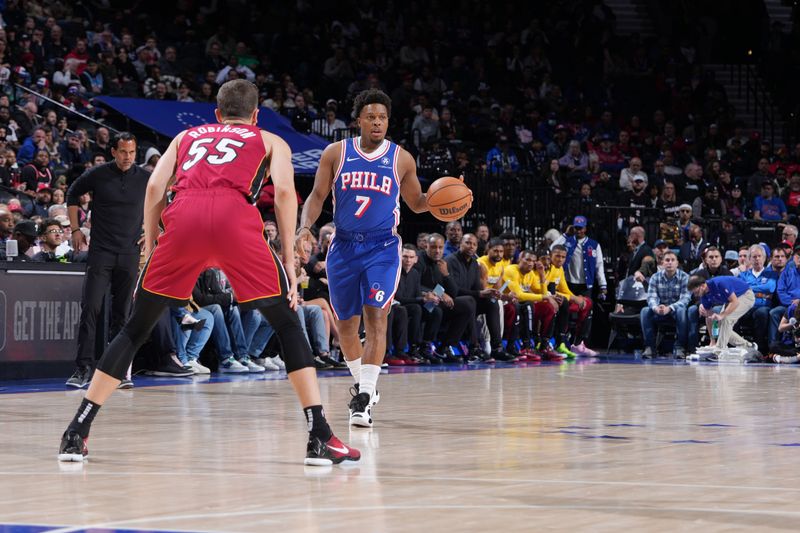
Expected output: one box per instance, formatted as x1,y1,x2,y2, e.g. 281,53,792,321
753,181,788,221
688,275,755,355
738,244,777,352
772,244,800,344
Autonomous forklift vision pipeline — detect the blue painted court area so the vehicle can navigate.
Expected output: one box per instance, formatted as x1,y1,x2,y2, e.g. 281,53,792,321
0,353,793,395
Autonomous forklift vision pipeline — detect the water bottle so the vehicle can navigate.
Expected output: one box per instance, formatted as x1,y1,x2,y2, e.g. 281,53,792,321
711,319,719,339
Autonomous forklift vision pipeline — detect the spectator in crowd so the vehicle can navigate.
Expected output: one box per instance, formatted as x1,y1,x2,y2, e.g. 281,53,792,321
17,126,46,165
312,108,347,139
1,220,38,261
446,233,514,362
679,225,708,271
772,245,800,344
747,158,775,198
557,140,588,173
625,226,654,276
738,244,776,352
486,135,520,175
412,105,440,144
20,149,53,197
396,243,442,363
640,251,690,358
771,246,788,276
443,221,462,257
619,157,647,191
753,181,787,221
415,233,472,363
693,185,726,218
688,275,756,359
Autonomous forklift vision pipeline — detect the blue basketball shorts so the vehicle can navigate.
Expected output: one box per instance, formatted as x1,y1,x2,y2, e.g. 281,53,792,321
326,231,402,321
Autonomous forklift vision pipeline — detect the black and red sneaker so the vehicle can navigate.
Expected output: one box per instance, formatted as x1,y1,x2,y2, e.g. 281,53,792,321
305,434,361,466
58,431,88,462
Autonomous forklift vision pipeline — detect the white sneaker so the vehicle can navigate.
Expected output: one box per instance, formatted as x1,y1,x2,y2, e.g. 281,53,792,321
219,357,248,373
642,347,654,359
269,355,285,370
187,359,210,374
242,358,265,372
254,357,280,370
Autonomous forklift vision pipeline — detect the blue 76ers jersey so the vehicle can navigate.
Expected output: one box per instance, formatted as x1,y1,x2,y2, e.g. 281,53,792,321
332,137,401,232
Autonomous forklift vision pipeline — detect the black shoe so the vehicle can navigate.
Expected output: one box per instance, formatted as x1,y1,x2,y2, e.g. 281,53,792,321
491,349,518,363
145,357,194,377
421,342,443,364
58,431,88,462
348,389,373,427
440,346,462,364
319,354,347,369
65,366,93,389
313,356,333,370
117,378,134,389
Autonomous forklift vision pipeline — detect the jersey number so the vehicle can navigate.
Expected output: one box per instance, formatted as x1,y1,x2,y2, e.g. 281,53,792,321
181,138,245,171
354,195,372,218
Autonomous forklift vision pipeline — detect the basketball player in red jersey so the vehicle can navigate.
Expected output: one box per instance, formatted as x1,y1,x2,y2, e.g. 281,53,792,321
58,80,359,466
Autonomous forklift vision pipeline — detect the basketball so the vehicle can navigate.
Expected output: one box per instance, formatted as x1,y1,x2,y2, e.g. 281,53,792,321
426,176,473,222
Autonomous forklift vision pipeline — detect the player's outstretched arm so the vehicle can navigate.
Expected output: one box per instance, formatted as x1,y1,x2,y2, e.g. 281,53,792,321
398,148,429,214
143,132,182,260
298,142,339,236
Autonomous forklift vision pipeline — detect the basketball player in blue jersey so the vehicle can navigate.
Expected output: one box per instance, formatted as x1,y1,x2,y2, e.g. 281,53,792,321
299,89,435,427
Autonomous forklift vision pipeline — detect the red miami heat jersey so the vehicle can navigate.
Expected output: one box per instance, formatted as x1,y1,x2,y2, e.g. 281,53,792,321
173,123,268,200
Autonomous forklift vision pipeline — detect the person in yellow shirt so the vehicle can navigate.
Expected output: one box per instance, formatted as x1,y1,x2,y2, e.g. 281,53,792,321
503,250,565,360
478,237,521,359
546,245,594,357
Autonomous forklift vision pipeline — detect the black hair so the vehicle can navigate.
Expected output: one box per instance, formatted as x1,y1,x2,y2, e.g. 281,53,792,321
112,132,137,149
403,243,417,252
687,275,707,291
427,232,444,244
352,89,392,119
520,249,537,258
499,232,516,242
551,244,567,253
487,237,504,249
41,218,60,234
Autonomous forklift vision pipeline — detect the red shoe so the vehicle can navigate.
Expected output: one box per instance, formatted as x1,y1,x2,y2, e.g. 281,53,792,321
539,344,565,360
520,347,541,361
384,356,406,366
305,434,361,466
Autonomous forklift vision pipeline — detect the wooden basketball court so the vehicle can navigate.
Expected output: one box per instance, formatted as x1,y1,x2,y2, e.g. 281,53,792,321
4,359,800,532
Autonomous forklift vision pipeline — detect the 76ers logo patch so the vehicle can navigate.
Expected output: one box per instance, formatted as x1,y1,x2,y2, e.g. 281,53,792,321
369,283,386,303
381,156,390,166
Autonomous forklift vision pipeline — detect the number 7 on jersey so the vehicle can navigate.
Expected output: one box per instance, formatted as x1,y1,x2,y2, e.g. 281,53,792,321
354,195,371,218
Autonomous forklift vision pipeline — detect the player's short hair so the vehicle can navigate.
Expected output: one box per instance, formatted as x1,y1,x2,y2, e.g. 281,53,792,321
487,237,504,249
352,89,392,119
217,79,258,119
427,232,444,244
551,244,567,254
520,249,537,258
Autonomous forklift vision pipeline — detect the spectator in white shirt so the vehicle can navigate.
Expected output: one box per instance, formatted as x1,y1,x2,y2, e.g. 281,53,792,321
619,157,648,191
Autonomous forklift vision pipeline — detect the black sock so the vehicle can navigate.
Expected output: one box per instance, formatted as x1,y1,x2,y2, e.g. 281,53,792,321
303,405,332,441
67,398,101,438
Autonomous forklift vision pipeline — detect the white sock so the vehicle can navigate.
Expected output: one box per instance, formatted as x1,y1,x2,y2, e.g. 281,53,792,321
345,357,361,383
359,364,381,398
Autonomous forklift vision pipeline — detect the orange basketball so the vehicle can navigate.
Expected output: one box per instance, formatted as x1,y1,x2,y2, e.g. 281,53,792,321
426,176,472,222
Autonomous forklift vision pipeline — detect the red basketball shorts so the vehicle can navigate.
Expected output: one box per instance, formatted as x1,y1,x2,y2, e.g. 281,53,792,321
138,189,287,310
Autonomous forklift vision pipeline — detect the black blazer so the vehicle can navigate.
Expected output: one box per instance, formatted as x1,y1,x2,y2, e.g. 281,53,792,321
626,243,654,277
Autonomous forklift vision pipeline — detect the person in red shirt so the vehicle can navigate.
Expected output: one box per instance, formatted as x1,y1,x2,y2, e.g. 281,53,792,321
57,79,359,467
64,38,90,75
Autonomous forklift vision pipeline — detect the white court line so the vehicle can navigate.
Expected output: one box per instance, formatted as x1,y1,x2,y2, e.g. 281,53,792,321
40,503,800,533
4,471,800,494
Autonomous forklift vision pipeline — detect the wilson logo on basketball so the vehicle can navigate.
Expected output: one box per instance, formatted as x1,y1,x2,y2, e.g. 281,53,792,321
438,203,468,215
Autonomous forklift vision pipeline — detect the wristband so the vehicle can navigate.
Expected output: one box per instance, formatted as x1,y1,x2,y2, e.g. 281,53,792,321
296,226,311,235
71,228,81,234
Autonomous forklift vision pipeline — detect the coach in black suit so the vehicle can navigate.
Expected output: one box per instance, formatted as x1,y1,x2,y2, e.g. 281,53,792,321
679,224,708,272
626,225,655,276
